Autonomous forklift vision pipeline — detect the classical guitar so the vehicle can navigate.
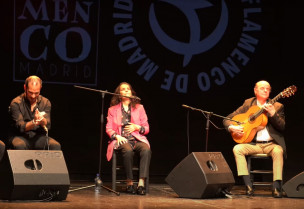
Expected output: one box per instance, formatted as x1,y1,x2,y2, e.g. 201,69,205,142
230,85,297,144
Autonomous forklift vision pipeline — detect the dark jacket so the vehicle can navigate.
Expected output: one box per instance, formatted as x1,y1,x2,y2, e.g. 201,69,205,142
223,97,286,157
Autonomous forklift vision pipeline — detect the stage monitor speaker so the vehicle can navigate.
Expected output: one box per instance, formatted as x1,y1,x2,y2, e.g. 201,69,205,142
165,152,235,199
0,150,70,201
282,171,304,198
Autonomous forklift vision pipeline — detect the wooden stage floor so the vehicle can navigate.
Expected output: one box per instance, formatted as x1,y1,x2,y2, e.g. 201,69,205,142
0,181,303,209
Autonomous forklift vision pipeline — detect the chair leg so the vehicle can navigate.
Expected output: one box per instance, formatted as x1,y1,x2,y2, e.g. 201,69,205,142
247,156,252,183
112,151,150,193
112,151,117,191
247,155,273,187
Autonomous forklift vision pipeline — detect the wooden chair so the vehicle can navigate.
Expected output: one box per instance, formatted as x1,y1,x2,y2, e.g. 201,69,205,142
111,150,149,193
247,153,273,186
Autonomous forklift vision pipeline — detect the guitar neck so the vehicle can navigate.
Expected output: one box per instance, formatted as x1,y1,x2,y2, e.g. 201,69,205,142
269,93,282,105
251,93,282,120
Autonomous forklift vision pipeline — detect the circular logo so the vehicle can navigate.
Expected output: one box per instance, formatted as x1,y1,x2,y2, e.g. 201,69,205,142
113,0,262,93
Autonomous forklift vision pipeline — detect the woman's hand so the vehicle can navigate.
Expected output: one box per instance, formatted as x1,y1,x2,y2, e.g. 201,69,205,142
124,123,140,134
116,135,128,146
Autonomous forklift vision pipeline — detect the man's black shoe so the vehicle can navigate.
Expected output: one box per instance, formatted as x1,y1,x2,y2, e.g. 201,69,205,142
246,185,254,196
272,188,282,198
137,186,146,195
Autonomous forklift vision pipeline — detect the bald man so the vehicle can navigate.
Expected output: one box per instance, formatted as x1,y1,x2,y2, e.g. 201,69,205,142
223,80,285,198
8,75,61,150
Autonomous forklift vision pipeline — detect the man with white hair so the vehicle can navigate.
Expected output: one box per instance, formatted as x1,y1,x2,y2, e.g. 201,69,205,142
223,80,285,198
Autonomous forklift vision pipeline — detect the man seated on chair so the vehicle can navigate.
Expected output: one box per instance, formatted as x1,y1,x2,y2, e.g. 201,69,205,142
106,82,151,195
223,80,286,198
8,75,61,150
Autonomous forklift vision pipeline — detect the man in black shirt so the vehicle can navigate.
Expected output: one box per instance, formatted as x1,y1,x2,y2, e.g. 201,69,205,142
8,75,61,150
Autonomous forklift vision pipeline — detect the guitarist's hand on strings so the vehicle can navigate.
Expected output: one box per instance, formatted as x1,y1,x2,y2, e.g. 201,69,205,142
228,125,244,137
263,103,276,117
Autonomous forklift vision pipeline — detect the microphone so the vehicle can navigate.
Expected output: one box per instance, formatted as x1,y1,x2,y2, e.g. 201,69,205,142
34,107,48,132
33,105,39,112
120,95,141,100
132,96,141,100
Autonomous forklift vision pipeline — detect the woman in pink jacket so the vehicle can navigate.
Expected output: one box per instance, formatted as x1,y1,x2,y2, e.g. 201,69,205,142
106,82,151,195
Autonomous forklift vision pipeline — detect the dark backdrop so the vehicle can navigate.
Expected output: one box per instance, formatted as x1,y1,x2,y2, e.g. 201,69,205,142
0,0,303,184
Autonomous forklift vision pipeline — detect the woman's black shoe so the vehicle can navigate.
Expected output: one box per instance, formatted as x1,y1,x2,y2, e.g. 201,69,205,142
272,188,282,198
126,185,136,194
246,185,254,196
137,186,146,195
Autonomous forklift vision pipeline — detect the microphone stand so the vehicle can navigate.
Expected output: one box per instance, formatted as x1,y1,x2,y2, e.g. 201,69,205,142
182,104,241,152
45,127,49,150
69,85,137,195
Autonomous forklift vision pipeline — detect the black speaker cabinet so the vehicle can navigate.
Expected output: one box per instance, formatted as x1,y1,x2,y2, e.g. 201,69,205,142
166,152,235,199
282,171,304,198
0,150,70,200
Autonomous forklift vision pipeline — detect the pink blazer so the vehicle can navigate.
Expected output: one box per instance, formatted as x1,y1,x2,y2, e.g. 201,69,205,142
106,103,150,161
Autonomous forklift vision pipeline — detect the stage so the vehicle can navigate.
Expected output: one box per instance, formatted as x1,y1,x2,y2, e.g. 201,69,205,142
0,181,303,209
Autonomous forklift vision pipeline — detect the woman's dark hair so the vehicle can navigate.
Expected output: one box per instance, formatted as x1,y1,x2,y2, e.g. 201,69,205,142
110,82,140,108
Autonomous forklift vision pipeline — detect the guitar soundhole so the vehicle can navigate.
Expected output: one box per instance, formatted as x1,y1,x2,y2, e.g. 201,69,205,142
249,115,255,123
